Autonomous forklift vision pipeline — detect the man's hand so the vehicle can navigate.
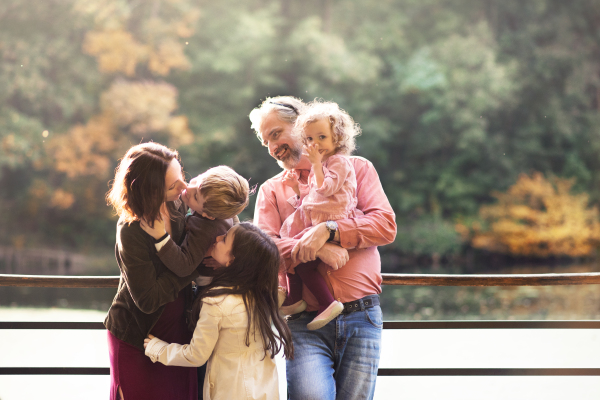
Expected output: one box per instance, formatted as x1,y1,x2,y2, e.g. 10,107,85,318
291,222,330,263
316,242,349,270
140,218,166,240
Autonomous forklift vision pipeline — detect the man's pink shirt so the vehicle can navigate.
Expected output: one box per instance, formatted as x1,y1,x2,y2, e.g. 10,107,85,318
254,156,397,310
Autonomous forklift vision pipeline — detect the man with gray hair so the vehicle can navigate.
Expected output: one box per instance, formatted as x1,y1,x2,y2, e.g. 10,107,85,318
250,96,397,400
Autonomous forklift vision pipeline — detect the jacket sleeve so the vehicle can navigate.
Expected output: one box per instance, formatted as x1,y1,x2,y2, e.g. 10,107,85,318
118,225,199,314
156,218,232,277
336,158,397,249
146,301,222,367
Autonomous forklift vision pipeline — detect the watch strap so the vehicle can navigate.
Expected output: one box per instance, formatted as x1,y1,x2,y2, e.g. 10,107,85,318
328,228,336,242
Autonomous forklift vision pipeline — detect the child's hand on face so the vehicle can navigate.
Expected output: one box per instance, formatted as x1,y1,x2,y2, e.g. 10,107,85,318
304,143,323,165
140,218,167,239
143,334,156,349
282,169,299,189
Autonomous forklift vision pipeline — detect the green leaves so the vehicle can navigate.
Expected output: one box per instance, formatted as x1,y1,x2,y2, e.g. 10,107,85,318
2,0,600,257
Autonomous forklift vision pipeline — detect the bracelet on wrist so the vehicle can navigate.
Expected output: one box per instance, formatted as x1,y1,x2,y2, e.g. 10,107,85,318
154,232,169,243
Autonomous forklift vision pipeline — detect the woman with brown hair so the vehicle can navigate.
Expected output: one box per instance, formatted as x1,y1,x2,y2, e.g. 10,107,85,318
104,142,199,400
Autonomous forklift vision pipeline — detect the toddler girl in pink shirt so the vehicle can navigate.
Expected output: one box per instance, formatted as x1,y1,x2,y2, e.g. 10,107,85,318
279,100,361,330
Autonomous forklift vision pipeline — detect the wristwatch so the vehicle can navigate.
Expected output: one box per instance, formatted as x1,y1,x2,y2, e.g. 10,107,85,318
325,220,338,242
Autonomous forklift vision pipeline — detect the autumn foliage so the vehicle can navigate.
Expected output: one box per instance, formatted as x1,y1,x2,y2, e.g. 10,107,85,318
48,0,197,183
456,173,600,257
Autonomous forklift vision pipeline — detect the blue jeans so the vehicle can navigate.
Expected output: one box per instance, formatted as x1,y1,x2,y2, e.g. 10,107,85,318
286,300,382,400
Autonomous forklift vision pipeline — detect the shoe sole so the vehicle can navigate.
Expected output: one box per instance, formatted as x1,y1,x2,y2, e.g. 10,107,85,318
280,300,307,316
307,302,344,330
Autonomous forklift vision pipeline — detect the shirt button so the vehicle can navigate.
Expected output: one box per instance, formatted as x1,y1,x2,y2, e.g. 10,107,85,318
337,298,341,302
347,242,351,246
327,271,331,275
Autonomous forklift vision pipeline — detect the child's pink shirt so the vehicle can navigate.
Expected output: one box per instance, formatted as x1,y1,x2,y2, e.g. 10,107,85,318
280,154,358,239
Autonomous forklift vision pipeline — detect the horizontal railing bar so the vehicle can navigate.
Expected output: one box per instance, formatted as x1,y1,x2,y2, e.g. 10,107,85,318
377,368,600,376
382,321,600,329
2,321,599,331
382,272,600,286
0,274,120,288
0,322,105,330
0,367,110,375
3,272,600,288
2,367,599,376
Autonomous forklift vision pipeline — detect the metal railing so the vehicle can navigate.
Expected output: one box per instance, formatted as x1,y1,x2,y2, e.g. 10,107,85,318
2,272,600,376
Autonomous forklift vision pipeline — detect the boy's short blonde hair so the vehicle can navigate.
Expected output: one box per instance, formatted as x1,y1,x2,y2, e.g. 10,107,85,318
198,166,249,219
292,100,361,156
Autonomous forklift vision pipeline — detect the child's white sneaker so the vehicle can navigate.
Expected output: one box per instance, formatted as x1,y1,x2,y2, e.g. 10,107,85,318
280,299,307,316
307,301,344,330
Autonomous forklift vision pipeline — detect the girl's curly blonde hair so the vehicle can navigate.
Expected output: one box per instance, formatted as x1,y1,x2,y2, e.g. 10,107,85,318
292,100,361,156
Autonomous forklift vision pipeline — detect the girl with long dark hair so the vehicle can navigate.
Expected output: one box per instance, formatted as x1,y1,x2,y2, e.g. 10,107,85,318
144,222,293,400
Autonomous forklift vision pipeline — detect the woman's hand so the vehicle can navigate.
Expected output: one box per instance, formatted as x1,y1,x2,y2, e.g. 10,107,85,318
140,218,166,240
144,334,156,349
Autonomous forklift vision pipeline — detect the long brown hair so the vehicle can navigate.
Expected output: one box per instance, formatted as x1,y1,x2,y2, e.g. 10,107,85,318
106,142,180,223
190,222,294,359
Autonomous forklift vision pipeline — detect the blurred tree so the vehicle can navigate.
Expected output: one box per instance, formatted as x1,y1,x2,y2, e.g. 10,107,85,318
2,0,600,261
457,172,600,257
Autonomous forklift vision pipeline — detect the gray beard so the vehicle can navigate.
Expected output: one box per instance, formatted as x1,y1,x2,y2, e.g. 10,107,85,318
276,143,303,170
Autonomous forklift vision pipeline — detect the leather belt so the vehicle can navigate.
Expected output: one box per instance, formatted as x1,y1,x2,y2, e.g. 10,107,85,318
342,294,380,314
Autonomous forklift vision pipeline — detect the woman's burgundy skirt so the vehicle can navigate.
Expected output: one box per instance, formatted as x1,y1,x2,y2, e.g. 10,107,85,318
107,291,197,400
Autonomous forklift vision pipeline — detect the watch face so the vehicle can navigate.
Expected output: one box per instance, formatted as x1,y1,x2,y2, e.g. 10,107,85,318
326,220,338,231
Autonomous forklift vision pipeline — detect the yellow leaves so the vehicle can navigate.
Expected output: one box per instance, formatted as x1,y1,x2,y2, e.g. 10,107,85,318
175,9,201,38
101,79,192,144
50,189,75,210
55,1,197,184
83,30,146,76
29,179,49,201
51,80,192,179
72,0,131,30
49,114,116,179
168,115,194,146
101,80,178,134
80,0,200,77
27,181,75,214
462,172,600,257
2,134,15,151
83,29,191,76
148,39,191,75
